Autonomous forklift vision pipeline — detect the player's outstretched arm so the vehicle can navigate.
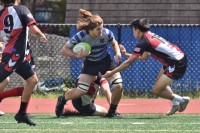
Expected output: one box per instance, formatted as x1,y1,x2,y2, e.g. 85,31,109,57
29,25,47,42
119,44,132,58
137,52,150,60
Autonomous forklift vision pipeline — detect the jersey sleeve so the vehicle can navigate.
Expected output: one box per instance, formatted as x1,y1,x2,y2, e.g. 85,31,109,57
108,30,116,43
66,30,86,48
17,5,36,27
133,37,149,56
103,28,116,43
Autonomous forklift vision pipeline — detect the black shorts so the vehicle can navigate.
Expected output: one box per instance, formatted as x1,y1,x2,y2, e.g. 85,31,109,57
82,54,116,76
163,56,187,80
0,53,35,82
72,98,96,115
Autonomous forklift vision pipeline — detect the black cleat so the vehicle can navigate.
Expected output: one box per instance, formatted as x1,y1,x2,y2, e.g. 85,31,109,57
55,96,66,117
14,113,36,126
105,112,123,118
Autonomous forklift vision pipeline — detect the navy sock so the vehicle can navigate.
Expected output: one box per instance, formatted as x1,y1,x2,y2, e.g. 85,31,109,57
18,102,28,114
108,103,117,114
61,96,67,104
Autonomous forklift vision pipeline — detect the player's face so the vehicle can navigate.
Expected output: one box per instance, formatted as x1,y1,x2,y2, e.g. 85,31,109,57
91,24,103,37
15,0,21,5
132,28,140,39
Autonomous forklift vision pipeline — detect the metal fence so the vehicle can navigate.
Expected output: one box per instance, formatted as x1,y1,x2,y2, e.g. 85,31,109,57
7,24,200,97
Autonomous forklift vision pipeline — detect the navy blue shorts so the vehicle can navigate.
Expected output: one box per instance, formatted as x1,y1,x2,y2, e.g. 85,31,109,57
163,56,187,80
0,53,35,82
82,54,116,76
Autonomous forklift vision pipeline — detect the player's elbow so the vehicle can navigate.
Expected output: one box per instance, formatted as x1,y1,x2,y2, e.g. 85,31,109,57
61,46,67,55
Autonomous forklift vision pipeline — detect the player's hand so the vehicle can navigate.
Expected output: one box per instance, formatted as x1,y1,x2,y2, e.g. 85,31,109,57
119,44,126,55
114,54,122,64
40,36,48,43
75,51,90,59
103,71,113,78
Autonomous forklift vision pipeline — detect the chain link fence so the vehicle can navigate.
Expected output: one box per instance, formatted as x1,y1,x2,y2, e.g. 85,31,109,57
7,24,200,98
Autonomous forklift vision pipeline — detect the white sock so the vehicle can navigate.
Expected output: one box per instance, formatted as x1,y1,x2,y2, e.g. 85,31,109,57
171,100,179,105
172,94,184,104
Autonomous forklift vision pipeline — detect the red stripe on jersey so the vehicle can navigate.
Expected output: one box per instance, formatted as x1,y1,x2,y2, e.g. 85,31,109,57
144,32,160,49
12,54,20,62
25,53,31,61
27,20,36,27
87,83,96,95
170,43,184,54
3,29,23,53
100,79,108,86
0,8,9,30
5,64,12,72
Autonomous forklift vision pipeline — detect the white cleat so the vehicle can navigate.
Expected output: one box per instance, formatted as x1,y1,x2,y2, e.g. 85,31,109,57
179,97,190,112
0,110,5,116
166,105,179,115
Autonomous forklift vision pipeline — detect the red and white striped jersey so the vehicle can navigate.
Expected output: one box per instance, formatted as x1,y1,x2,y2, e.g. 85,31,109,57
0,5,36,57
133,31,184,66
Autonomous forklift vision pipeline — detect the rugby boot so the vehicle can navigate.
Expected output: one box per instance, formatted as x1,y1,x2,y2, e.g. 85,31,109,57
14,113,36,126
55,96,66,117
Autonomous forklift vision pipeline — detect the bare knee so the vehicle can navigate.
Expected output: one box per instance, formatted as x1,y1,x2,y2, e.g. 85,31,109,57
152,87,160,96
112,84,123,92
26,76,38,86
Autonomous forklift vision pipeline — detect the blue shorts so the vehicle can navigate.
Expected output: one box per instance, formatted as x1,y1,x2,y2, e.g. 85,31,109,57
0,53,35,82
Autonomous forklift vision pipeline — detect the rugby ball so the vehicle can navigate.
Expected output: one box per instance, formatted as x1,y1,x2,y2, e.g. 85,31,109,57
72,42,91,54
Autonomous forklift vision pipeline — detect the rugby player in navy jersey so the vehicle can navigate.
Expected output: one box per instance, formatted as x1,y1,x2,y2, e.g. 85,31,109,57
0,0,47,126
104,18,190,115
55,9,123,118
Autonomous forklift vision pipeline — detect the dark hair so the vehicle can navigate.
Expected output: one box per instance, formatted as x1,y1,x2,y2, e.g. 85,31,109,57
1,0,15,6
130,18,150,32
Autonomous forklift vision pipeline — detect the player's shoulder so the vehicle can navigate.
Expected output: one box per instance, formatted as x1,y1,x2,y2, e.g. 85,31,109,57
76,30,89,37
102,28,113,39
14,5,28,10
102,28,112,33
14,5,30,14
139,34,150,46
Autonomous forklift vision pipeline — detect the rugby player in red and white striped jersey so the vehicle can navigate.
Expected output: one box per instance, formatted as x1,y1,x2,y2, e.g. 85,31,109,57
0,0,47,126
104,18,190,116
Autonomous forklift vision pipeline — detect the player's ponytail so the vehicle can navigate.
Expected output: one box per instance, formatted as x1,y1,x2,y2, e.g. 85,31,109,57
79,8,92,18
76,8,103,31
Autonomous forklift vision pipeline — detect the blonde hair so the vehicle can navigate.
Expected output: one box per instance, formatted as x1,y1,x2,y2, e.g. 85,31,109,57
76,8,103,31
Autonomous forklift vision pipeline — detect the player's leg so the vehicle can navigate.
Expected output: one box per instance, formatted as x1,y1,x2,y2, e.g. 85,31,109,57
14,61,37,126
55,74,94,117
100,55,123,117
93,104,108,116
0,61,14,116
106,72,123,117
156,68,181,110
153,60,189,115
0,77,10,92
152,74,174,99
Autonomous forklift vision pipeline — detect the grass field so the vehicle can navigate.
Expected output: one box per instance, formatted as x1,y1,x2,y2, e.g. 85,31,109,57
0,114,200,133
